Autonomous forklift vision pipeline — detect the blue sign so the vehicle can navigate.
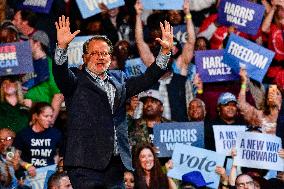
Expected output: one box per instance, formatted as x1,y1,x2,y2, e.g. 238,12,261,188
173,25,188,47
153,122,204,157
223,33,275,82
218,0,265,35
195,50,239,83
27,164,56,189
67,36,93,68
22,58,50,90
76,0,125,19
0,41,33,76
124,58,147,77
19,0,54,14
235,132,284,171
141,0,183,10
168,143,226,189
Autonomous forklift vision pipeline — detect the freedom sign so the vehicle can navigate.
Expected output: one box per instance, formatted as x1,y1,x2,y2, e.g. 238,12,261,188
141,0,183,10
173,25,188,47
223,33,275,82
67,36,92,68
18,0,54,14
213,125,247,156
234,132,284,171
76,0,125,19
218,0,265,35
0,41,33,76
124,58,147,77
168,143,226,189
195,50,239,83
153,122,204,157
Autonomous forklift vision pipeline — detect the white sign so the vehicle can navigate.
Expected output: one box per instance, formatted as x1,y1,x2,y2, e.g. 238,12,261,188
168,143,226,189
213,125,247,155
234,132,284,171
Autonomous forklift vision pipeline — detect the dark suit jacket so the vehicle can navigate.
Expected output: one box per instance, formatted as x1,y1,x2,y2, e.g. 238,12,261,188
53,59,166,171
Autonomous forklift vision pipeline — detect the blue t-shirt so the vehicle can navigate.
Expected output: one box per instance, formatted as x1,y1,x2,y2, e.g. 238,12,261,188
14,127,62,168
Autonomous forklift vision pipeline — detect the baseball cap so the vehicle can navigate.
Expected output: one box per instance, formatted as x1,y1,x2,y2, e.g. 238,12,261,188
138,89,163,104
182,171,214,187
217,92,237,105
31,30,50,47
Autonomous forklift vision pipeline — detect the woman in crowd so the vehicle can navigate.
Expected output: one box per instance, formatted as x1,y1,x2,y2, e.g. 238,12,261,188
124,171,135,189
14,102,62,177
239,68,282,134
0,76,31,133
133,144,177,189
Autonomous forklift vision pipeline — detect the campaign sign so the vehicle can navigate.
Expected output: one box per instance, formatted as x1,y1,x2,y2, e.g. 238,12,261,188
195,50,239,83
76,0,125,19
22,58,50,90
141,0,183,10
218,0,265,35
18,0,54,14
234,132,284,171
213,125,247,155
223,33,275,82
168,143,226,189
67,36,93,68
124,58,147,77
173,25,188,47
0,41,33,76
28,164,56,189
153,122,204,157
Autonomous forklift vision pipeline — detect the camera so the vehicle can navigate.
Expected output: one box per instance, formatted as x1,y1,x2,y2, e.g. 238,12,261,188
5,146,15,161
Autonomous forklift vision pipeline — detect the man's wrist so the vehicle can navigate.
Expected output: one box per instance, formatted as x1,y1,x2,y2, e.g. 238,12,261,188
57,43,68,49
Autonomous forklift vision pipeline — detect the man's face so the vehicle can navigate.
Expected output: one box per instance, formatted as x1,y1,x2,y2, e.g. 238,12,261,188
58,176,73,189
12,11,24,32
0,130,15,154
188,100,205,121
143,97,163,119
236,175,255,189
83,40,111,75
219,102,237,121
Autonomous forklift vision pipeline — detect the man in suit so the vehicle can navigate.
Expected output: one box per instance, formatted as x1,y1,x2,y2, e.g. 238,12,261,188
53,16,173,188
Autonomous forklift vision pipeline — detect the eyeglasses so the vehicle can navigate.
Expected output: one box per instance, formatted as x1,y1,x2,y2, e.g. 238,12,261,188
86,51,110,57
236,181,254,188
0,136,14,143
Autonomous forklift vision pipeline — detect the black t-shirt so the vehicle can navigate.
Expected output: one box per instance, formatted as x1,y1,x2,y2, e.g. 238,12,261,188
14,127,62,168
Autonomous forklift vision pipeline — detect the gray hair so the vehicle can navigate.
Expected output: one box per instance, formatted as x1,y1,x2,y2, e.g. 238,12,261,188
82,35,113,54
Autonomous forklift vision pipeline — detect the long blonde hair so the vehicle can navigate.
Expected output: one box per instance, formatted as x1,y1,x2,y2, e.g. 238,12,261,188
0,79,24,105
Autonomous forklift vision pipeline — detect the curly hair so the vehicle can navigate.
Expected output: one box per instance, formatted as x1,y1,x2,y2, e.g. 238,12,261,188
133,143,169,189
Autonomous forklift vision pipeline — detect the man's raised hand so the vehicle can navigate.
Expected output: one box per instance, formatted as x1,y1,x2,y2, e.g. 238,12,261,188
55,15,80,49
155,21,174,55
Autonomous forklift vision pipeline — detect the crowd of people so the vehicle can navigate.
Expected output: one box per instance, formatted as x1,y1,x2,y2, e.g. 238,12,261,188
0,0,284,188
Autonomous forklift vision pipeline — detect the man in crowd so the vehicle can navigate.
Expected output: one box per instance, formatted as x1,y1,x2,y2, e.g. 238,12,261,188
24,30,63,123
53,15,173,188
187,98,206,121
48,172,73,189
205,92,245,150
12,10,37,38
129,89,170,147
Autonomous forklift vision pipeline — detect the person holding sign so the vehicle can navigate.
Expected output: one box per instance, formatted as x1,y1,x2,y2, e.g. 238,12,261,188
135,0,195,122
239,68,282,134
53,15,174,188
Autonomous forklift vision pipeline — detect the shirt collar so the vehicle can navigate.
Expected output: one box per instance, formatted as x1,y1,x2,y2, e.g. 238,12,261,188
85,67,109,81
